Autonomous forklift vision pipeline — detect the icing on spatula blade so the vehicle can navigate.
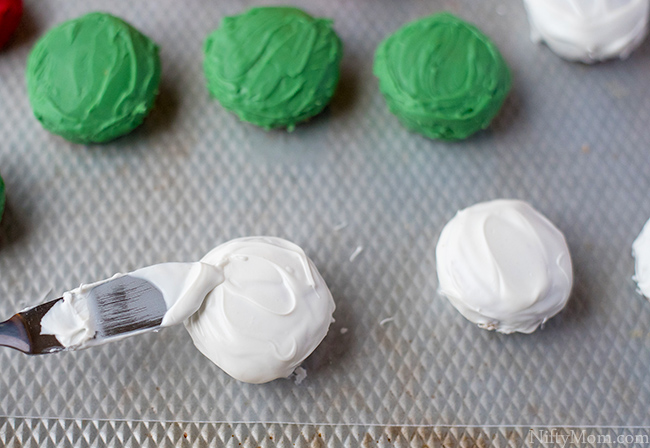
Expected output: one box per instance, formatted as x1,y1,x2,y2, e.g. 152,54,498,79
0,276,167,354
0,261,224,355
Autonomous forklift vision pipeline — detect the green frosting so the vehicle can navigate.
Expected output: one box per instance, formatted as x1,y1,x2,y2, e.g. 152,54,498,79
0,173,4,222
373,13,511,141
204,7,343,130
26,12,161,143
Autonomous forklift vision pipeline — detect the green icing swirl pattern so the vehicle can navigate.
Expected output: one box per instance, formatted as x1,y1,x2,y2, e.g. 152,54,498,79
204,7,343,130
374,13,511,141
26,12,161,143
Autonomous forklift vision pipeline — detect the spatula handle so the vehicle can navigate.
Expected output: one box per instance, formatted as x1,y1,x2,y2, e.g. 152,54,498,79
0,315,30,353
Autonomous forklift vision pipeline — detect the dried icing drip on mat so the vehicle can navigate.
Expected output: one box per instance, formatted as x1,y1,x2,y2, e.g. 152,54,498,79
436,200,573,334
26,12,161,143
40,237,335,383
632,218,650,300
523,0,650,63
373,12,511,141
203,7,343,130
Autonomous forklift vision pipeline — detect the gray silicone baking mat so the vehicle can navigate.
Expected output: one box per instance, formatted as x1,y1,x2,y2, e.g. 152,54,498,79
2,0,650,446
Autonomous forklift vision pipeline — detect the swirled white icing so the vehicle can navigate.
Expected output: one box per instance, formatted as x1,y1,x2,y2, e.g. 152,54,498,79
632,218,650,299
185,237,335,384
436,200,573,334
522,0,650,63
40,236,335,384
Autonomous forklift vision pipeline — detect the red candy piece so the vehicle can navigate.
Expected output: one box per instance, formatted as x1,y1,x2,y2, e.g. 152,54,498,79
0,0,22,49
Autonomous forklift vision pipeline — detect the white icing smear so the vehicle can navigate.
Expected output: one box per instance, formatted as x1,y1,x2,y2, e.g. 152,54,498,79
129,262,224,327
632,217,650,299
523,0,650,63
436,199,573,334
40,263,224,347
185,237,335,384
40,236,335,384
40,274,129,347
40,288,94,347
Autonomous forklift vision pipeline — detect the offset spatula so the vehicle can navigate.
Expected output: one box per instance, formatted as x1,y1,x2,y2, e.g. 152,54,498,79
0,276,167,355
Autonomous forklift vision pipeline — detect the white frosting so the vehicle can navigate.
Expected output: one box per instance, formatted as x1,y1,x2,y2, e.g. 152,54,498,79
40,264,224,348
436,199,573,334
185,237,335,384
632,217,650,298
522,0,650,63
40,280,100,347
40,237,334,384
130,262,224,327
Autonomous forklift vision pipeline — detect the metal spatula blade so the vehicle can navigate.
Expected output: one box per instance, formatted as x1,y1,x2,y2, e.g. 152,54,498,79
0,276,167,355
87,276,167,339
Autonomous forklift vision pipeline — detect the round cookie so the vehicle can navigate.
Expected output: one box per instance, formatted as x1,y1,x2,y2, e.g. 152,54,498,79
185,237,335,383
523,0,650,63
374,13,511,141
26,12,161,143
0,0,22,49
203,7,343,131
436,200,573,334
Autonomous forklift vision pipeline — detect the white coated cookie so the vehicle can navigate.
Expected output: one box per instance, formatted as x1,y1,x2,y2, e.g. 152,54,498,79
436,199,573,334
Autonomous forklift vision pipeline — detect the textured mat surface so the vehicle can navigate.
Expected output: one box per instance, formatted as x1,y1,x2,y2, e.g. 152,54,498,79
3,418,650,448
2,0,650,444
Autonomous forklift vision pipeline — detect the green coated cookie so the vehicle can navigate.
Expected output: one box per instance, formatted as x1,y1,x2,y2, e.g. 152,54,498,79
204,7,343,130
0,174,5,222
374,13,511,141
26,12,161,143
